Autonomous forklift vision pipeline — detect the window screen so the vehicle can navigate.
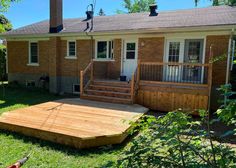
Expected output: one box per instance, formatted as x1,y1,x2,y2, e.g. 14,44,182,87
68,41,76,56
126,43,136,59
30,42,38,64
97,41,113,59
168,42,180,62
97,41,107,59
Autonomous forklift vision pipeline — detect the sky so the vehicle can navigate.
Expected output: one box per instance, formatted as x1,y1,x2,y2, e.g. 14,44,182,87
4,0,212,29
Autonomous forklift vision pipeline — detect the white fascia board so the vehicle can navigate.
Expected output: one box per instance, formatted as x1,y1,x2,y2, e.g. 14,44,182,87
1,24,236,40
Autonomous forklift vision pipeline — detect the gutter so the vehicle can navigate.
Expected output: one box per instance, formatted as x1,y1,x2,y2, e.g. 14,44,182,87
1,25,236,39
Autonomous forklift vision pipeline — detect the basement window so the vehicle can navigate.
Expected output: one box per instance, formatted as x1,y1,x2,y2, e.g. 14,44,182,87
96,40,114,60
73,84,80,94
66,41,77,59
26,80,36,87
28,42,39,65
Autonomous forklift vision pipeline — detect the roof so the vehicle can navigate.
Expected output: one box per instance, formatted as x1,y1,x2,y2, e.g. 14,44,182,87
2,5,236,37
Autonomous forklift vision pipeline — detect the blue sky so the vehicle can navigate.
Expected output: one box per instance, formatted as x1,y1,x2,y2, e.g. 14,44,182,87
5,0,212,29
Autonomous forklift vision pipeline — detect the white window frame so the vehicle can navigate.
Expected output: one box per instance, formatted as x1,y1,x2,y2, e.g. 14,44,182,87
66,40,77,59
95,40,114,61
164,36,206,83
28,41,39,66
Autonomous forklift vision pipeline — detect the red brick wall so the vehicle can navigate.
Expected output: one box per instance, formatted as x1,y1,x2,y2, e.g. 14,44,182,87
138,37,165,62
7,41,50,75
205,35,230,85
59,40,91,77
7,35,230,87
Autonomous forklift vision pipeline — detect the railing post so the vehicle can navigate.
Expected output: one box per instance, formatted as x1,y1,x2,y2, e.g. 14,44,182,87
207,45,214,110
90,60,94,82
80,70,84,96
131,74,135,104
137,59,141,83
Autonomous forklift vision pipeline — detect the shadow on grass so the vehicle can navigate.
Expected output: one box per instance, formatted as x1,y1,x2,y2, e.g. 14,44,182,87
0,85,64,114
0,129,129,166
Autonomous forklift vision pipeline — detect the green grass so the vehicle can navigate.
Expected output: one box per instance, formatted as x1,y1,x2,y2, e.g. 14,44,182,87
0,85,122,168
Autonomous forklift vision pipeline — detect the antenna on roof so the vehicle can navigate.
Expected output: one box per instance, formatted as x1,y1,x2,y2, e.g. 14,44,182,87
86,0,96,31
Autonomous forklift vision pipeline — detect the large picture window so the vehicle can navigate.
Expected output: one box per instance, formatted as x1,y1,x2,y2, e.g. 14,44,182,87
96,40,113,59
29,42,38,64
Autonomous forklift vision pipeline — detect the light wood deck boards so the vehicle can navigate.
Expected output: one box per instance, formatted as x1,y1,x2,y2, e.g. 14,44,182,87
0,99,148,148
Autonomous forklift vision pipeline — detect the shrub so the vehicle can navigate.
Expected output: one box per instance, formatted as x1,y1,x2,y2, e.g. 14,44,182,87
0,45,6,81
117,111,236,168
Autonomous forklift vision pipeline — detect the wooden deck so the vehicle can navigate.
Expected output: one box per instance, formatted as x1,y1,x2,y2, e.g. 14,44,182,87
0,99,148,149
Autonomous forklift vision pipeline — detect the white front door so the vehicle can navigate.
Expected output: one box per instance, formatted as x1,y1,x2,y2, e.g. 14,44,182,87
123,40,138,80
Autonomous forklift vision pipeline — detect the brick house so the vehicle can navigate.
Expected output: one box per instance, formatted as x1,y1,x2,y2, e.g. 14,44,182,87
1,0,236,112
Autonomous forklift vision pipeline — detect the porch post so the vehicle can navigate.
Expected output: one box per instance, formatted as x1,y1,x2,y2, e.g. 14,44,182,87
90,59,94,82
207,45,214,110
137,59,141,83
80,70,84,96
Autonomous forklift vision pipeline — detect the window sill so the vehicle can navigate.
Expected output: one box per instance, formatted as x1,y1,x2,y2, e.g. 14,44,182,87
65,56,77,60
93,59,115,62
27,63,39,66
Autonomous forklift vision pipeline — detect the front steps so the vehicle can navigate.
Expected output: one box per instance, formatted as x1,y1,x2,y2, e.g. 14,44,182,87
81,80,133,104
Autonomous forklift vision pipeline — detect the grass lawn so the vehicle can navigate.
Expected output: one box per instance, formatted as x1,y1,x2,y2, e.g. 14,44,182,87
0,85,122,168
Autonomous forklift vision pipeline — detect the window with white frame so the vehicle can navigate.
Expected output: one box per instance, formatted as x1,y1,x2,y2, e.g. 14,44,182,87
165,38,204,83
96,40,113,59
67,41,76,57
29,42,38,64
168,42,180,62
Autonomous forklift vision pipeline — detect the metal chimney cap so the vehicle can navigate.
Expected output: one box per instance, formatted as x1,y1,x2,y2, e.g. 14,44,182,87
149,4,158,16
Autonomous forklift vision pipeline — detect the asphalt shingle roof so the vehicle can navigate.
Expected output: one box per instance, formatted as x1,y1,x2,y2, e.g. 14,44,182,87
3,5,236,36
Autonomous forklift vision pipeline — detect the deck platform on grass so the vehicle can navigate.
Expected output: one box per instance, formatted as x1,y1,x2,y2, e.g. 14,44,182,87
0,99,148,149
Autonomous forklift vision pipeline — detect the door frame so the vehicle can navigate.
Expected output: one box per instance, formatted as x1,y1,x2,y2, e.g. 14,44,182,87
164,37,206,83
121,39,139,77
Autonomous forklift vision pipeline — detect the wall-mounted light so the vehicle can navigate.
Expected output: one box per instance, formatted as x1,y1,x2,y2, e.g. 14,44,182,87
141,41,145,47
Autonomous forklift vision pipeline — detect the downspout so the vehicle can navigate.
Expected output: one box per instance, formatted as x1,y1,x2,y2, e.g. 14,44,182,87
86,32,94,60
226,29,234,84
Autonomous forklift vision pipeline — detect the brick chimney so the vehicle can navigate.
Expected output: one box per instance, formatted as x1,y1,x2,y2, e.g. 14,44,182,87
49,0,63,33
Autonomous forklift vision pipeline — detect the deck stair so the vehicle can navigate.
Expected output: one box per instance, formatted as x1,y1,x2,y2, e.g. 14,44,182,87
81,80,133,104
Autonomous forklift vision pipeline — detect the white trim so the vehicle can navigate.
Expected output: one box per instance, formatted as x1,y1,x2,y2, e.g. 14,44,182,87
164,36,206,83
6,45,8,73
2,25,235,39
93,59,115,62
67,40,77,58
226,38,232,84
65,56,77,60
28,41,39,65
122,39,139,79
95,39,114,60
120,39,124,76
27,63,39,66
7,38,50,41
231,40,235,71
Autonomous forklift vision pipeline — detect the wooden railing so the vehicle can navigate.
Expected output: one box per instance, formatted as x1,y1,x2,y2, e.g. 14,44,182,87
139,62,212,85
131,60,141,103
80,60,94,96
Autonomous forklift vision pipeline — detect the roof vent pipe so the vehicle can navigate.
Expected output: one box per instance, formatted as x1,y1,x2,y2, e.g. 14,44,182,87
149,4,158,16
